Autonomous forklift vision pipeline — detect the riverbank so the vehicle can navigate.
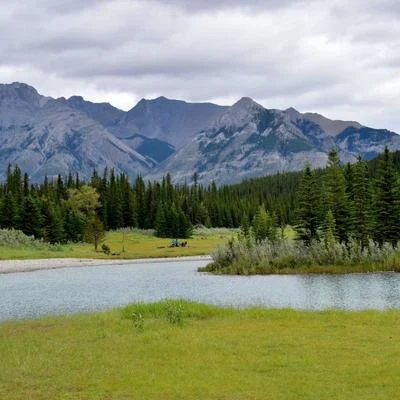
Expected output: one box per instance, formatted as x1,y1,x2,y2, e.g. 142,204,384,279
0,228,232,262
0,255,212,274
1,300,399,399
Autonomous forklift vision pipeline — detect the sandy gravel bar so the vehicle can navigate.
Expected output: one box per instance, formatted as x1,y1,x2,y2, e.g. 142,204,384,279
0,255,212,274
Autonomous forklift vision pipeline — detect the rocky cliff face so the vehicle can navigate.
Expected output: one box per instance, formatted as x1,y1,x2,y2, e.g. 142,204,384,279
113,96,228,149
0,83,153,181
1,82,399,184
147,98,400,184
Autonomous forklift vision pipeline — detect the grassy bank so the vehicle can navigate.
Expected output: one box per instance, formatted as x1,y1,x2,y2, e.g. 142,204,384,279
1,300,399,399
201,237,400,275
0,227,234,260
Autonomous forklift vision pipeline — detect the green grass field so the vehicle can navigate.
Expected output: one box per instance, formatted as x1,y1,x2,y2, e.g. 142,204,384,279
0,228,235,260
1,301,399,399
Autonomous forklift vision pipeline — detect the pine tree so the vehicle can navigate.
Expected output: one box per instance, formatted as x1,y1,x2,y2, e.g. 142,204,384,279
177,210,192,238
41,201,65,243
19,195,43,237
324,148,349,242
240,213,250,237
374,147,400,245
352,156,373,247
64,209,84,242
323,209,337,248
155,203,168,238
295,164,321,244
252,206,269,242
0,192,17,228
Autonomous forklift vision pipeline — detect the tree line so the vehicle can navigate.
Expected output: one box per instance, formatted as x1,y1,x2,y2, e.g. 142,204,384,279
0,148,399,244
295,147,400,246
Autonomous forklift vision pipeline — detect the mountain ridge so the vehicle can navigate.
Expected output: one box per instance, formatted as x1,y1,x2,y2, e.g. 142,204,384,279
0,82,399,184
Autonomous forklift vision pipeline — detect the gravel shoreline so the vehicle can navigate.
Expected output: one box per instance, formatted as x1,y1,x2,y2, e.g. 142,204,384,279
0,255,212,274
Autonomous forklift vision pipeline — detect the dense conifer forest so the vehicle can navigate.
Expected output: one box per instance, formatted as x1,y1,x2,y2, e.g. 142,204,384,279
0,149,399,244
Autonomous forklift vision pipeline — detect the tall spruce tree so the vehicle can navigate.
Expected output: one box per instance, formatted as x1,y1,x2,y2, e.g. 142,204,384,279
324,148,349,242
352,156,373,247
374,147,400,245
0,192,17,228
295,164,321,244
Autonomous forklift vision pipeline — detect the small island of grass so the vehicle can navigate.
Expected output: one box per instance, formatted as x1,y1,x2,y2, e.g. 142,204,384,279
199,236,400,275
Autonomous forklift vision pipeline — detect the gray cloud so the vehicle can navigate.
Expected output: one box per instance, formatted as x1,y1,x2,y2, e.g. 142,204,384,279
0,0,399,132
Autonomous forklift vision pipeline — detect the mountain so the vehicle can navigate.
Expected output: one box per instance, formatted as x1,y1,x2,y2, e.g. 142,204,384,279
113,96,228,148
0,83,153,181
61,95,176,164
1,82,399,184
62,94,226,163
147,98,400,184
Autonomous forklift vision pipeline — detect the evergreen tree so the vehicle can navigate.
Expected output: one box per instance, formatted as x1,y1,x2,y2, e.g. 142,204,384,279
0,192,17,228
41,201,65,243
374,147,400,245
323,209,337,248
324,148,349,242
295,164,321,244
177,210,192,238
155,203,168,238
252,206,269,242
240,213,250,237
352,156,373,247
19,195,43,237
64,210,84,242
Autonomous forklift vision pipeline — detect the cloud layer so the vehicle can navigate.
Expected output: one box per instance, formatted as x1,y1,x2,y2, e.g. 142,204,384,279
0,0,399,131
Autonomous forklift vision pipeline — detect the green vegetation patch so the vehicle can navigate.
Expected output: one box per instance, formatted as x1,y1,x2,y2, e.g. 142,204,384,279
1,301,400,399
202,236,400,275
0,227,233,260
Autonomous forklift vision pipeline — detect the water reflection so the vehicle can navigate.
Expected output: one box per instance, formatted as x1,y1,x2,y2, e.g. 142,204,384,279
1,261,400,321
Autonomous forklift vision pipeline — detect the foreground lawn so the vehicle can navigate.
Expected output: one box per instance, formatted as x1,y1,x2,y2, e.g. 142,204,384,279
1,301,399,399
0,228,234,260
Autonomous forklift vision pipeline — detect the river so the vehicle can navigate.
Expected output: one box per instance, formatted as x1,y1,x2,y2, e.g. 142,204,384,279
1,259,400,321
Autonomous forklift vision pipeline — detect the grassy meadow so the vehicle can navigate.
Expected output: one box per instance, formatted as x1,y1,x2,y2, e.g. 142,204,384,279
1,300,399,399
0,227,235,260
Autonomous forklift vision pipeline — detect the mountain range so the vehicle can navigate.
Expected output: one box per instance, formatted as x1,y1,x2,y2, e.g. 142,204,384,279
0,82,399,184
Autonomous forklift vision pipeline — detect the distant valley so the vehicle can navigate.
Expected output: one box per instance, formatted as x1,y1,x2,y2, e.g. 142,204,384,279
0,82,399,184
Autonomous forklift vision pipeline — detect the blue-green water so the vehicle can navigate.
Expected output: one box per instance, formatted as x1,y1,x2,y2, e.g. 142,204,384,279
1,260,400,321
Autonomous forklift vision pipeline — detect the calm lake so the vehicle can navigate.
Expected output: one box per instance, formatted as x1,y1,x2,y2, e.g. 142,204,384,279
1,259,400,321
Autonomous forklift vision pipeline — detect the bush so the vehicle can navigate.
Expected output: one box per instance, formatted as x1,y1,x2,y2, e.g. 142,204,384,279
131,311,144,332
165,301,184,326
0,228,61,250
101,243,111,255
200,236,400,275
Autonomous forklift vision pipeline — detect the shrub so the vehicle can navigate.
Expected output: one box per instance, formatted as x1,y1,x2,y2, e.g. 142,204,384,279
199,236,400,275
0,228,62,250
101,243,111,255
165,300,184,326
131,311,144,332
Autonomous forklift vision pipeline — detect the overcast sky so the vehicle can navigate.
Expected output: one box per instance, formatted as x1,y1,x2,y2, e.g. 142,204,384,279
0,0,399,131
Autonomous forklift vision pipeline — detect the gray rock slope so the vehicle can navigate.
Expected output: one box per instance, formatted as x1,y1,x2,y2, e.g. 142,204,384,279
147,98,400,185
1,82,399,184
0,83,153,181
114,96,228,148
63,94,226,163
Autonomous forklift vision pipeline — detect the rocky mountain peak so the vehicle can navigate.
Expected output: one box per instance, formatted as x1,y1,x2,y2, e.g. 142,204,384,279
214,97,264,129
68,95,85,103
0,82,42,106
